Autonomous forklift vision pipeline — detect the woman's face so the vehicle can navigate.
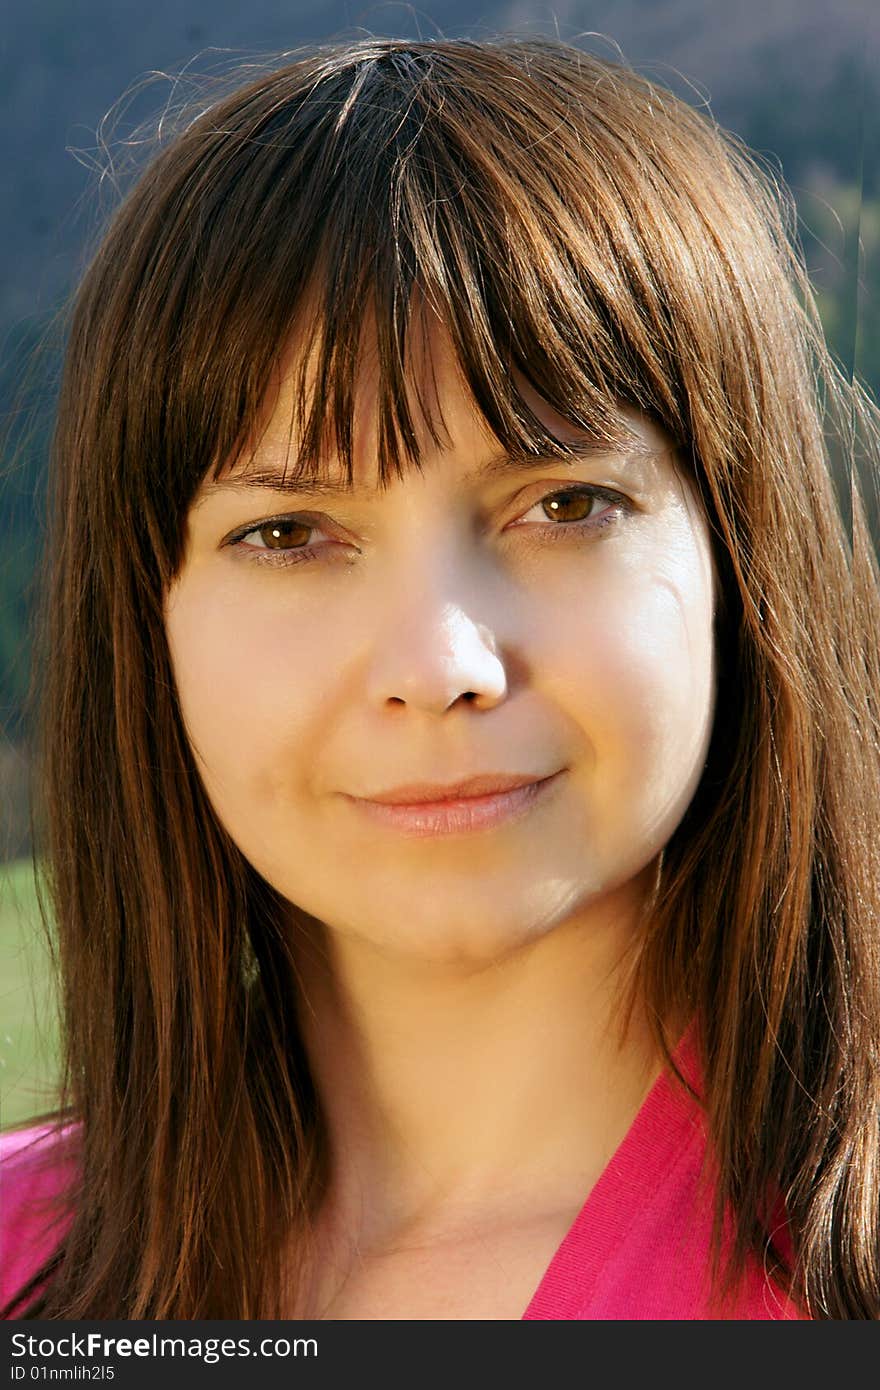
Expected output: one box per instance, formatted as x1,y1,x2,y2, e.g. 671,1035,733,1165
164,330,718,963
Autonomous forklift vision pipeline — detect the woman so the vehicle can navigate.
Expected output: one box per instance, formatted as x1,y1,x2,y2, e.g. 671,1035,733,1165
2,36,879,1319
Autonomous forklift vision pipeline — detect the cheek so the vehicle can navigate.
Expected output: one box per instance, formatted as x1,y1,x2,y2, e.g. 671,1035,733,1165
549,549,716,807
164,575,333,802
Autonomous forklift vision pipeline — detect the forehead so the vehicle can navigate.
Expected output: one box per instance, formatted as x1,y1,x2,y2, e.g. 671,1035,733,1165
201,320,674,501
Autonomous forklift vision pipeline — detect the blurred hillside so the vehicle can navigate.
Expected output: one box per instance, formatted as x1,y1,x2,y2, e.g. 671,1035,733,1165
1,0,878,858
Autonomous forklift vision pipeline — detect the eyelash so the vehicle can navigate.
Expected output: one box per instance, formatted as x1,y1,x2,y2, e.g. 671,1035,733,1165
226,484,631,569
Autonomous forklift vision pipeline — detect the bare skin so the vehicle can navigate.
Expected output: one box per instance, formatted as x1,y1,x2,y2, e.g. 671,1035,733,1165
165,323,718,1317
288,864,671,1317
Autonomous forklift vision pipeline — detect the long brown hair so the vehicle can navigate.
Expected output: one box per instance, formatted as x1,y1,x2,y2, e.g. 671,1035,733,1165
4,37,879,1319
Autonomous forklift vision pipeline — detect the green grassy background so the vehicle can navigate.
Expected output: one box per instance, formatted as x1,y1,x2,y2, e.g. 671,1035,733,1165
0,856,61,1128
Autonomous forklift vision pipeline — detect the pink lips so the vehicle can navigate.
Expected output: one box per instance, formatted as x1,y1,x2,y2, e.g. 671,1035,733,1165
363,772,552,803
345,771,563,837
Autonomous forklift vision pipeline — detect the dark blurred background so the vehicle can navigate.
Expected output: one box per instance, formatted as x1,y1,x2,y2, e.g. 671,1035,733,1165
2,0,878,862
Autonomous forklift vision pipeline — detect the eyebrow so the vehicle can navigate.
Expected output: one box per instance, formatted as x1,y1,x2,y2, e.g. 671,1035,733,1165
201,440,643,500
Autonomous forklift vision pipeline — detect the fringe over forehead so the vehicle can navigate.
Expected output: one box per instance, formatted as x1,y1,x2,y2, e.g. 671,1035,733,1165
67,37,812,582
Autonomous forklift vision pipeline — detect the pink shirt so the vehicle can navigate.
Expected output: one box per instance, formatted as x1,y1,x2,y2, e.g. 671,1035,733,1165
1,1122,77,1315
522,1023,805,1318
2,1023,806,1319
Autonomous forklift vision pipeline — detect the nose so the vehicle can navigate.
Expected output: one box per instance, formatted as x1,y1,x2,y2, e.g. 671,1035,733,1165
365,571,509,715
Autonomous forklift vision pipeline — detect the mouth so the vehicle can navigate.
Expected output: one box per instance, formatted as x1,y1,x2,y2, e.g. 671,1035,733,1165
344,771,564,837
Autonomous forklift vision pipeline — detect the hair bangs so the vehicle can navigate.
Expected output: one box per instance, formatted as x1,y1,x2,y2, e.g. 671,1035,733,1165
185,45,667,508
69,40,752,588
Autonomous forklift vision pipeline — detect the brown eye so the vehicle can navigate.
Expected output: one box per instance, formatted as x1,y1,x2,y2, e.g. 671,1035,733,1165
512,484,631,541
254,519,314,550
540,489,598,523
228,512,339,569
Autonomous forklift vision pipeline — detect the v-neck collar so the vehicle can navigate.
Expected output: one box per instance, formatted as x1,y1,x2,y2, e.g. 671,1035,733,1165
521,1017,702,1319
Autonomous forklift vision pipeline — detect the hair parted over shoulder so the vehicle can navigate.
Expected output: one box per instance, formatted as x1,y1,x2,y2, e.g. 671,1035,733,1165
4,35,880,1319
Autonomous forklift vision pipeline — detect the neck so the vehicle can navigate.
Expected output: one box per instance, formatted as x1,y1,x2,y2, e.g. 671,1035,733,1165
289,867,668,1254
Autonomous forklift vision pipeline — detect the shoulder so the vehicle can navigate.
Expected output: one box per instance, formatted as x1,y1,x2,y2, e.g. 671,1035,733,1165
0,1122,79,1315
